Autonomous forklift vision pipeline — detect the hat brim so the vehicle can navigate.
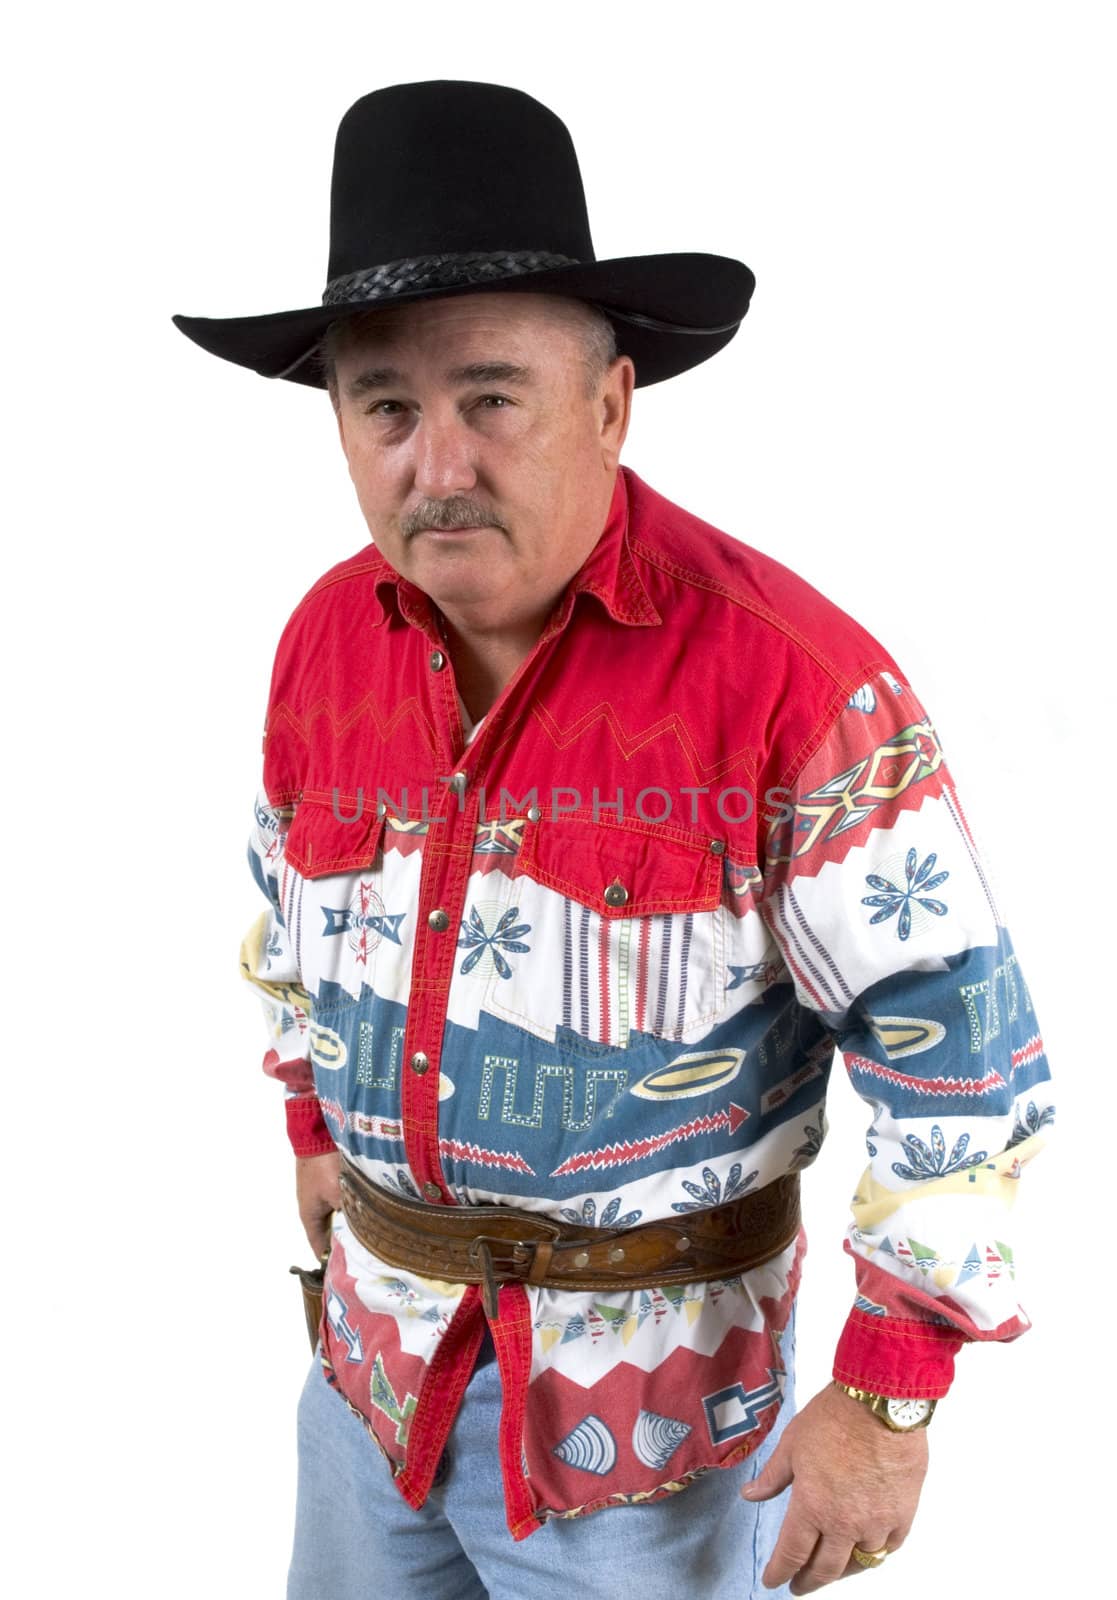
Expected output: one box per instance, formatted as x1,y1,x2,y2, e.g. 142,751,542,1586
172,252,755,390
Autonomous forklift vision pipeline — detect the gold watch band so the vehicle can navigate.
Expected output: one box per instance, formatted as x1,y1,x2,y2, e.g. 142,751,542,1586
832,1381,936,1430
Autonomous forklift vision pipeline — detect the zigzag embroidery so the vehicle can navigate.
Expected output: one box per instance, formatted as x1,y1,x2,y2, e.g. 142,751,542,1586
267,691,441,759
550,1109,743,1177
319,1097,347,1131
530,700,758,789
1011,1034,1044,1071
437,1139,536,1175
846,1053,1007,1097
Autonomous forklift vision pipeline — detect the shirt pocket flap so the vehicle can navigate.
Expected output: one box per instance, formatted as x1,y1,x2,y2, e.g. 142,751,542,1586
283,797,386,879
517,817,722,918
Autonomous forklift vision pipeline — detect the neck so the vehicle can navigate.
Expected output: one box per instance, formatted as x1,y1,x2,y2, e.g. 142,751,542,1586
436,605,551,724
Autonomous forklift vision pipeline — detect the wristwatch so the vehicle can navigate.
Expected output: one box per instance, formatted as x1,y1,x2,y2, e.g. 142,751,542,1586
832,1382,937,1431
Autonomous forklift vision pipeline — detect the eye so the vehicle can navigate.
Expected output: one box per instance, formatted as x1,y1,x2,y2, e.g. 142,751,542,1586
477,395,511,409
366,399,406,416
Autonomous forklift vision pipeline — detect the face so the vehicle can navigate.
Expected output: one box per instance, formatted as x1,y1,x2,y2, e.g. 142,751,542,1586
330,293,634,630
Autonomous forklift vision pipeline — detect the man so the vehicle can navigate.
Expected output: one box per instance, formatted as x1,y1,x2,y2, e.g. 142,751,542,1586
174,81,1055,1599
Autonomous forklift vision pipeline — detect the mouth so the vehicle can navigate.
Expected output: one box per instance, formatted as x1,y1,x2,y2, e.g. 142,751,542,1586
417,523,495,538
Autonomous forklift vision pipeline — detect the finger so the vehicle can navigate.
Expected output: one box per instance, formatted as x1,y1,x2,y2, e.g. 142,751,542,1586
761,1523,819,1592
305,1207,332,1260
791,1532,889,1594
830,1531,897,1587
742,1443,794,1501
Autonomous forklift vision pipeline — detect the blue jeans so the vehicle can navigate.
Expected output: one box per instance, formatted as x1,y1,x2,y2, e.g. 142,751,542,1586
289,1300,798,1599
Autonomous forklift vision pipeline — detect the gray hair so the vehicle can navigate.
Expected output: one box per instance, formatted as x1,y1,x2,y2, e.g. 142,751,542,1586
317,295,619,408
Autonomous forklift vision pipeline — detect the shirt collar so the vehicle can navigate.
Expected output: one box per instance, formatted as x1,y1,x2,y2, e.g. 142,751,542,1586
365,466,661,632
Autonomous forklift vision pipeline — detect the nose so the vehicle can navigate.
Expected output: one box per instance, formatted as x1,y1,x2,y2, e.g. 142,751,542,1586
411,407,479,500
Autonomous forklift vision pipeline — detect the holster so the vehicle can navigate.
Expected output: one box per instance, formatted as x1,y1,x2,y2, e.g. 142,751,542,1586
289,1262,326,1353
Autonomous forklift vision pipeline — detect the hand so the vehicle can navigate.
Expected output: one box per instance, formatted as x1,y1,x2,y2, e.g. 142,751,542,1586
742,1381,928,1594
295,1150,341,1260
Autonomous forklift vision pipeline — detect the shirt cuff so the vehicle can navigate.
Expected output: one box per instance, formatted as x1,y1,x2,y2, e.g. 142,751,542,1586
285,1094,336,1158
832,1307,966,1399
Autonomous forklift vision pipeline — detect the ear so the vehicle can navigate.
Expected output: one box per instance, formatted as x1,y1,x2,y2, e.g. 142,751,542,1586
599,355,635,469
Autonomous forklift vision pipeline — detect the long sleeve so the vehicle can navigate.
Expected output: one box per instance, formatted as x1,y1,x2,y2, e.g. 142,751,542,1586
759,667,1055,1398
239,788,334,1157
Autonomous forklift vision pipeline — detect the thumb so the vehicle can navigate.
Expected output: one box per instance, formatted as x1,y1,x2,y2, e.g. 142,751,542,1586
741,1443,794,1500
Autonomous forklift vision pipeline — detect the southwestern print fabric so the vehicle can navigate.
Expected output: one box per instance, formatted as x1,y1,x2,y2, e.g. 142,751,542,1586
239,466,1054,1537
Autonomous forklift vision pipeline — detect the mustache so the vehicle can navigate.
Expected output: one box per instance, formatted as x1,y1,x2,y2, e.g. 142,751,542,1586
401,498,509,538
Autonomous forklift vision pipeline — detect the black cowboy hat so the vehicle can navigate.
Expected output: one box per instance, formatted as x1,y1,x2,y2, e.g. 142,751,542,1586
172,80,756,390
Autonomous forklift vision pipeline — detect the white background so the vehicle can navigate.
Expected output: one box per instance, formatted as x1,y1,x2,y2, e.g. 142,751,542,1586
4,2,1110,1594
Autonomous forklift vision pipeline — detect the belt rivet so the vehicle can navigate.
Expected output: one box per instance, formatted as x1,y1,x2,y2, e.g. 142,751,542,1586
675,1236,691,1252
608,1246,625,1263
572,1250,590,1268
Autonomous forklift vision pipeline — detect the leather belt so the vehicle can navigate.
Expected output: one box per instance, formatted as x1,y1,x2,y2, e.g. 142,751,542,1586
338,1159,802,1317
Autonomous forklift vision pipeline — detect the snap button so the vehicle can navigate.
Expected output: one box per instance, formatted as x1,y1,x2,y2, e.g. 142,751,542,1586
410,1051,430,1075
572,1250,590,1269
675,1235,691,1253
607,1246,625,1263
422,1181,443,1202
448,772,467,797
526,804,542,823
603,881,628,908
430,650,446,671
709,838,727,856
428,908,450,932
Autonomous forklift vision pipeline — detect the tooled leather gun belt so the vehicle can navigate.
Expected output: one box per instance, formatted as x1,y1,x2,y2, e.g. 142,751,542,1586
337,1158,802,1317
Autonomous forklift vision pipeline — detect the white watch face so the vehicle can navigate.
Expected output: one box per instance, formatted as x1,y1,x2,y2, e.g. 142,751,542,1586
885,1396,932,1428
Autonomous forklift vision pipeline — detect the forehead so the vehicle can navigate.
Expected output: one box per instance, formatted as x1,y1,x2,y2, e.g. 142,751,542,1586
332,291,584,362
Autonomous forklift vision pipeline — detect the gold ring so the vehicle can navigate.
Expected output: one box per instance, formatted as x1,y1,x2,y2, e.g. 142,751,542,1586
851,1545,890,1569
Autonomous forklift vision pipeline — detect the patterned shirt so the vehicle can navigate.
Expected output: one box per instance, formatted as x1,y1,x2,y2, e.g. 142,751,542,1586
240,464,1054,1539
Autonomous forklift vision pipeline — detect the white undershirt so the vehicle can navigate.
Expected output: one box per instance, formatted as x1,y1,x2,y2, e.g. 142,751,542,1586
458,693,486,746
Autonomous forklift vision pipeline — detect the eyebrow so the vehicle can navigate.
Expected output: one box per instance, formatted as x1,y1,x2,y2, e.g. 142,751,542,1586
344,361,535,400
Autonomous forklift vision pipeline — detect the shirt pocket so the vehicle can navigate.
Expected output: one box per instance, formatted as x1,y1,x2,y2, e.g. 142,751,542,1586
470,814,729,1050
280,796,389,1021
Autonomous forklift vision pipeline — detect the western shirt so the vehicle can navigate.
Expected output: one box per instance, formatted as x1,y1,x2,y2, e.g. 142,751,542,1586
240,465,1054,1538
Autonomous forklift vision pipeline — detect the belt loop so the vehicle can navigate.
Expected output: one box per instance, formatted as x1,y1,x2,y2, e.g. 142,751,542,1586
473,1239,500,1319
525,1239,554,1287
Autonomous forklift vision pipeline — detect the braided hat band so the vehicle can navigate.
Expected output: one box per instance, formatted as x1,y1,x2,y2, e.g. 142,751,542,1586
321,251,744,337
322,251,579,305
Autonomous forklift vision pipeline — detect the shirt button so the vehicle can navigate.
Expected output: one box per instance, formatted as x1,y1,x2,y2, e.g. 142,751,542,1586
603,881,628,908
410,1051,430,1075
448,771,467,797
430,650,446,671
526,804,542,823
428,908,450,932
422,1181,443,1202
709,838,727,856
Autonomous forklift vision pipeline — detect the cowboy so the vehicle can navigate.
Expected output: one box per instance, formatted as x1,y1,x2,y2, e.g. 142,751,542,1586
175,80,1055,1600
